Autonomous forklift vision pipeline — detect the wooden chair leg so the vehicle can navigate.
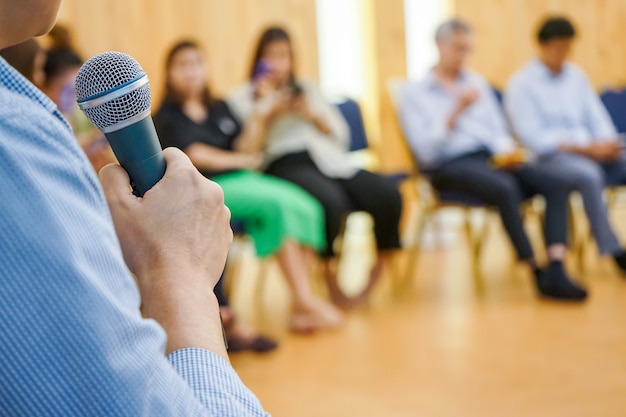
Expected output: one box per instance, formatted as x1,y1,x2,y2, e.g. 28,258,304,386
404,208,429,284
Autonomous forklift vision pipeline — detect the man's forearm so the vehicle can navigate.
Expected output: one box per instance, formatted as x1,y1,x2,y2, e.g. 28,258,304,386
139,267,228,360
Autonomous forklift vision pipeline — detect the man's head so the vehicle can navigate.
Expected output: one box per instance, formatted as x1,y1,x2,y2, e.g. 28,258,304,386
537,17,576,72
0,0,62,49
435,18,473,74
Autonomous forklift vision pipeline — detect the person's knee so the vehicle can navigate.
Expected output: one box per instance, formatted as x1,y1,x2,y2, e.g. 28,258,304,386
574,163,605,193
492,175,523,205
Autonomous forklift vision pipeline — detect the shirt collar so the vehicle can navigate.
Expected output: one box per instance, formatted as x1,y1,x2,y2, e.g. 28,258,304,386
531,58,571,80
0,57,70,129
424,68,469,92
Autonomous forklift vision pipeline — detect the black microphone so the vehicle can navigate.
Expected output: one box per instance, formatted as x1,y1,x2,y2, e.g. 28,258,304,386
75,52,165,197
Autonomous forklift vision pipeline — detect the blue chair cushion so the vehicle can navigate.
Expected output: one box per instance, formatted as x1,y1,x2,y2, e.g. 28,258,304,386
600,89,626,133
335,99,369,152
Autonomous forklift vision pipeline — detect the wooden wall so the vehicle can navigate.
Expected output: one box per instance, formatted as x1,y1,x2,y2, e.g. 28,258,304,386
454,0,626,89
55,0,319,101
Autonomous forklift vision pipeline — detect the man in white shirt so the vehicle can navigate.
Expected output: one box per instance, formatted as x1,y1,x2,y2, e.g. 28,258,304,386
399,19,586,301
505,16,626,273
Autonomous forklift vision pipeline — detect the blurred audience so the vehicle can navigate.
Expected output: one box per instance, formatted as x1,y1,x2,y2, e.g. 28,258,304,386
227,27,403,306
44,25,114,172
153,40,342,333
214,273,277,353
0,39,46,87
399,19,587,301
505,16,626,274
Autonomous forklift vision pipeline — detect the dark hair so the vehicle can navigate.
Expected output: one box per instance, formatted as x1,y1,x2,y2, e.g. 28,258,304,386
162,40,214,108
537,17,576,44
248,26,296,82
0,39,43,84
44,24,83,84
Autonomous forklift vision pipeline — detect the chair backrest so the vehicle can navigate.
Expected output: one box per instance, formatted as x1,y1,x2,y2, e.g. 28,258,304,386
335,99,369,152
600,88,626,133
491,85,504,107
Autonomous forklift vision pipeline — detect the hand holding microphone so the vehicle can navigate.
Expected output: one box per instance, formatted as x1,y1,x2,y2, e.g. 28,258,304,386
77,52,233,355
75,52,165,196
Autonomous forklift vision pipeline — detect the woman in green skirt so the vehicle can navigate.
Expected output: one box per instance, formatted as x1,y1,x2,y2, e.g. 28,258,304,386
154,40,342,337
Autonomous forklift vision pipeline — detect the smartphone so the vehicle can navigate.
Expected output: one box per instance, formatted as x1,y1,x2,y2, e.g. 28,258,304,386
287,80,303,98
252,60,272,81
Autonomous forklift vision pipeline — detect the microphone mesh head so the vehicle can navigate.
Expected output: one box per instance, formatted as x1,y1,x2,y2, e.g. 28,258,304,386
75,52,151,130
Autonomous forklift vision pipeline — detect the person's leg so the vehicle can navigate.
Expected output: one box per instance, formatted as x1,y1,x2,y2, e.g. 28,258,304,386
214,271,229,308
215,269,278,353
336,170,403,300
266,153,353,257
539,153,621,256
275,240,342,332
215,170,341,331
431,154,534,262
601,154,626,272
514,164,587,300
339,170,403,251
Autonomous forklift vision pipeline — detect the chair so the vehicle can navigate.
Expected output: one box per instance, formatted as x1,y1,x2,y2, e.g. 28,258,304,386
601,88,626,133
387,78,543,286
334,98,411,185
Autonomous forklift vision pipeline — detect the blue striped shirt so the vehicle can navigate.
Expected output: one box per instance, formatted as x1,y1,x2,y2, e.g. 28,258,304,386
0,57,269,417
505,59,618,156
399,70,516,170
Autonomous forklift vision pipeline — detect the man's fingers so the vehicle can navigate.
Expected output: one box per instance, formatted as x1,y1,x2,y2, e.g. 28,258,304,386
99,163,134,202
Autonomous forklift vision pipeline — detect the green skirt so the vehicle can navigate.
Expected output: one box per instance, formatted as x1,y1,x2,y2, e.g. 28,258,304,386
213,170,326,257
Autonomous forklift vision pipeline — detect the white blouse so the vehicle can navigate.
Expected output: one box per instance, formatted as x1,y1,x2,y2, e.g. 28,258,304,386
227,80,359,179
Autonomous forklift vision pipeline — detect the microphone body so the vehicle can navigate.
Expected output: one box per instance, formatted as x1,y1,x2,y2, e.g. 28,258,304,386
104,116,165,196
75,52,165,196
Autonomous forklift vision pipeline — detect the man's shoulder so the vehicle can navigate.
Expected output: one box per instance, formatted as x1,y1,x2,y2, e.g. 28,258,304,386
506,61,538,92
563,62,588,81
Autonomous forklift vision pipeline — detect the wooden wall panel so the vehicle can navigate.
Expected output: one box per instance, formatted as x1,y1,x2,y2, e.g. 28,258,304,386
454,0,626,89
55,0,319,101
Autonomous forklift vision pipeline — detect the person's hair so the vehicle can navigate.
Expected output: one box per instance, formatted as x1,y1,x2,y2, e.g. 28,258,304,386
162,40,214,108
0,39,43,84
248,26,296,82
537,17,576,44
435,18,472,42
44,24,83,84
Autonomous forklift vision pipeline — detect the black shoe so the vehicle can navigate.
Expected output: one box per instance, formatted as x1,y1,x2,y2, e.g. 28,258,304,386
613,251,626,274
535,261,588,302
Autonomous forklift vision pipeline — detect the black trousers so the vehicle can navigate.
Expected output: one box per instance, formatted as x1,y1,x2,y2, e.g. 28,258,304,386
214,272,228,307
266,152,402,257
430,151,570,261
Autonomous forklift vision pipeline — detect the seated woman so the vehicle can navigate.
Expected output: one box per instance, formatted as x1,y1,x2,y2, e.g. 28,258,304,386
153,40,342,333
227,27,403,306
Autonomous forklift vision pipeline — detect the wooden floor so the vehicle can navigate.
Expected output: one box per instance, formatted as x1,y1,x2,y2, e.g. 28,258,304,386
228,205,626,417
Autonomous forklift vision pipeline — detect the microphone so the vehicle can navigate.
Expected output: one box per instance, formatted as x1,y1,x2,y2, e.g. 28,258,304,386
75,52,165,197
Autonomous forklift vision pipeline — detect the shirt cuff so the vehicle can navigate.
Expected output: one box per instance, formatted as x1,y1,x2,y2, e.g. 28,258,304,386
168,348,270,417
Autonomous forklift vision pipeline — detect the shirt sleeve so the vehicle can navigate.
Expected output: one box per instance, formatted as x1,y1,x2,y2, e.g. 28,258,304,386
477,77,516,155
398,84,449,169
581,75,618,141
168,349,270,416
504,77,567,156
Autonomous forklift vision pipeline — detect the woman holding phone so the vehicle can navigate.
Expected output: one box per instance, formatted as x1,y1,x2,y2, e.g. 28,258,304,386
228,27,403,306
153,40,342,335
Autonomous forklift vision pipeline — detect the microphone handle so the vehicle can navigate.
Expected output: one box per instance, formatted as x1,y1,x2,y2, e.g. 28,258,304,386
104,116,166,197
